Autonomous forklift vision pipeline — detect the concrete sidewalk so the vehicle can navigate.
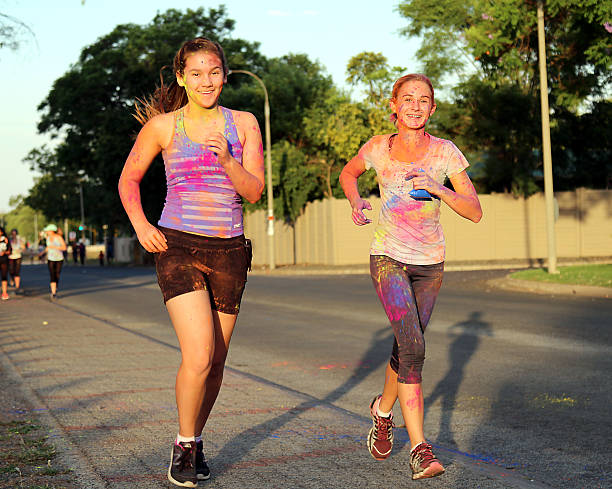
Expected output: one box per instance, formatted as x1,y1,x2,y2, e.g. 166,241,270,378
1,293,553,489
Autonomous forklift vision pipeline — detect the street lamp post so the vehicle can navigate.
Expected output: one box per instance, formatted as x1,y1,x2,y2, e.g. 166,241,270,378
79,181,86,242
228,69,275,269
536,1,558,274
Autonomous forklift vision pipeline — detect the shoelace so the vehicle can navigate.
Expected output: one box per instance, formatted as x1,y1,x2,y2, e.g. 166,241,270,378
374,415,394,439
412,443,436,465
177,444,194,470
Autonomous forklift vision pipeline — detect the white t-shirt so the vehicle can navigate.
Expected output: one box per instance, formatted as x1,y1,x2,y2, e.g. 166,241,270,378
47,235,64,262
9,236,25,259
358,133,469,265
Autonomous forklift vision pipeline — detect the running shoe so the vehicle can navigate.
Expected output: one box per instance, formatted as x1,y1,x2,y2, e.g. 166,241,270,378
409,441,445,480
195,440,211,480
367,394,394,460
167,441,197,487
1,293,9,300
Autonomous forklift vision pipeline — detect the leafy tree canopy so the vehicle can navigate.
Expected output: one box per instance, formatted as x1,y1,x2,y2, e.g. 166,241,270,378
398,0,611,109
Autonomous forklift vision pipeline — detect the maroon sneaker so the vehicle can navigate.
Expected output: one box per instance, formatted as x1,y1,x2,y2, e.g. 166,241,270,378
410,442,445,479
367,395,394,460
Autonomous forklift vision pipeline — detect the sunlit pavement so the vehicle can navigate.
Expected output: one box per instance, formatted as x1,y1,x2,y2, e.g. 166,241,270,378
1,264,610,488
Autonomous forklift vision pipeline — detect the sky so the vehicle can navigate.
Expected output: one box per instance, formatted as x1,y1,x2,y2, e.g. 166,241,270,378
0,0,420,213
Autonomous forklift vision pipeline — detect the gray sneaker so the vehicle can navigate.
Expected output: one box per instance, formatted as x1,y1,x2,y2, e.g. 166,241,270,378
167,441,197,487
196,440,210,480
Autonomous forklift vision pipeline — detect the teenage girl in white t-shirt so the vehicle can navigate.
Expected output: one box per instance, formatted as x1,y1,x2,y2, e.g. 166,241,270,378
340,74,482,480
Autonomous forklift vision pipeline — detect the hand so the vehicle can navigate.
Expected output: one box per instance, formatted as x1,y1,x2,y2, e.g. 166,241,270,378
405,168,442,196
134,222,167,253
206,132,232,167
350,198,372,226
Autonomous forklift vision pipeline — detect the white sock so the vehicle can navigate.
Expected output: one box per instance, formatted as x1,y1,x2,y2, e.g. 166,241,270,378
176,434,195,444
195,435,202,444
376,405,392,418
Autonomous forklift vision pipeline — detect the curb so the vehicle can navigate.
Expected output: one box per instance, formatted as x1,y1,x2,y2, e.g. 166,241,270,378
487,276,611,299
0,310,108,489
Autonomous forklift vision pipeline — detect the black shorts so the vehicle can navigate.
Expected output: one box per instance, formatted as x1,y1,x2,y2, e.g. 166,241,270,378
155,226,252,314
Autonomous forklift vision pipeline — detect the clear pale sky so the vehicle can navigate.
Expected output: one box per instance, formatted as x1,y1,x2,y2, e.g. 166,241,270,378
0,0,419,213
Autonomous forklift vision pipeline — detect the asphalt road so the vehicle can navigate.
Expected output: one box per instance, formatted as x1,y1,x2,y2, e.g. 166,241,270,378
3,263,610,489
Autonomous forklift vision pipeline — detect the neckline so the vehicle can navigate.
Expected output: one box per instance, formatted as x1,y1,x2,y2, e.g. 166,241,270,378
387,132,433,164
179,106,228,147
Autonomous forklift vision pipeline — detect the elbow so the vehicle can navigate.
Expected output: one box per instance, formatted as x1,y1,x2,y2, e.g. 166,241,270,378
247,182,265,204
471,208,483,223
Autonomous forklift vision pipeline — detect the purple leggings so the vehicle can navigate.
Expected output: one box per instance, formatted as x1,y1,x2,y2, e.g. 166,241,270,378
370,255,444,384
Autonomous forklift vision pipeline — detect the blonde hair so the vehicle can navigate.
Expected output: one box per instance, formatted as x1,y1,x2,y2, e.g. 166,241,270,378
389,74,435,125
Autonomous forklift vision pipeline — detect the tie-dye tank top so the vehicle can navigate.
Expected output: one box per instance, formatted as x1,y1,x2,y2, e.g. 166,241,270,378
158,106,244,237
358,133,469,265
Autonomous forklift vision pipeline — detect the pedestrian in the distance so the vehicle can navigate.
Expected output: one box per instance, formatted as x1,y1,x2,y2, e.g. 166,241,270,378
8,228,25,294
72,240,79,264
118,37,264,487
78,240,85,265
42,224,67,301
0,227,12,300
339,73,482,480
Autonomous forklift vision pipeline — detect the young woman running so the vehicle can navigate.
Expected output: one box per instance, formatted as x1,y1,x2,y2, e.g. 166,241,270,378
42,224,67,301
340,74,482,480
118,37,264,487
0,227,12,300
8,228,26,294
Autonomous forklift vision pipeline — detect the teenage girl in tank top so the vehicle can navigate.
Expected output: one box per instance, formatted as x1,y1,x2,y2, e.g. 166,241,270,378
119,38,264,487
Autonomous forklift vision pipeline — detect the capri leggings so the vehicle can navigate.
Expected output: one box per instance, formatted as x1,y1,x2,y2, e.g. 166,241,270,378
0,257,8,281
9,258,22,278
48,260,63,284
370,255,444,384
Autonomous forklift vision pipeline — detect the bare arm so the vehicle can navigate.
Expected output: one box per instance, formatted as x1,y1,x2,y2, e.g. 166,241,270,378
407,169,482,222
207,111,265,203
339,154,373,226
118,117,168,252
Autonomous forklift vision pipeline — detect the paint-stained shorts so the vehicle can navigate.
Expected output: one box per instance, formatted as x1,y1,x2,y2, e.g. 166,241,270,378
155,226,252,314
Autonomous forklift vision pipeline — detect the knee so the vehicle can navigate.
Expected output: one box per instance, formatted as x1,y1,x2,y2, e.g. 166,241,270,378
182,354,213,377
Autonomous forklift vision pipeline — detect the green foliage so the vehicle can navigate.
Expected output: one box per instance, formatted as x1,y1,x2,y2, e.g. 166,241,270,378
398,0,611,108
0,196,47,246
398,0,612,195
29,7,264,232
346,52,405,106
510,264,612,288
303,90,377,197
271,140,322,225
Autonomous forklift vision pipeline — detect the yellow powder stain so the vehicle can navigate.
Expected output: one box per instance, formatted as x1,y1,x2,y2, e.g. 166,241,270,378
531,394,579,408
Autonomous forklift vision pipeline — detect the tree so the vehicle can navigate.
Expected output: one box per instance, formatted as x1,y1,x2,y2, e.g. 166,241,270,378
398,0,612,194
303,90,379,198
346,52,404,107
1,196,48,247
0,12,36,53
29,7,264,233
398,0,611,107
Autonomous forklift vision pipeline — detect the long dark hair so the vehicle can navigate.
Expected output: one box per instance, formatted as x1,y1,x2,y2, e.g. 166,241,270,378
134,37,228,125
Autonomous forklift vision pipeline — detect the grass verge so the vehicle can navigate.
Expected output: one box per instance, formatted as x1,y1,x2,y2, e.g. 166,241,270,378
510,264,612,288
0,367,78,489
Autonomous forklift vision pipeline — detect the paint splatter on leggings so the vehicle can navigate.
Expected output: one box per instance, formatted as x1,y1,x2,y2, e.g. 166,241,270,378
370,255,444,384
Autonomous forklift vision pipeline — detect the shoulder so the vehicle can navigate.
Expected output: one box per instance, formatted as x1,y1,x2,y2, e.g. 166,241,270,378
140,111,175,147
228,109,259,129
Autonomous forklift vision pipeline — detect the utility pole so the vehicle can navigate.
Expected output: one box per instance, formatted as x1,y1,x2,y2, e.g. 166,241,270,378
537,1,558,274
228,69,276,269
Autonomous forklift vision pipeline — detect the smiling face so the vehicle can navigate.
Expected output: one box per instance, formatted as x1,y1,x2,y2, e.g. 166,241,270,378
176,51,225,109
390,80,436,130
